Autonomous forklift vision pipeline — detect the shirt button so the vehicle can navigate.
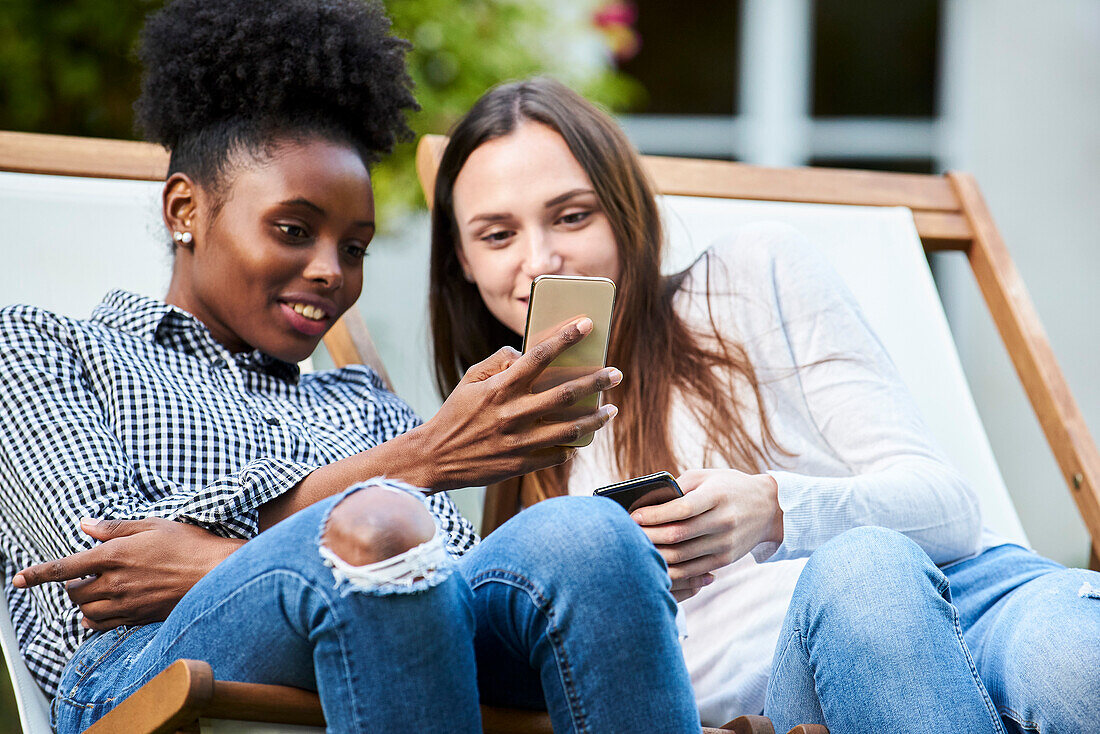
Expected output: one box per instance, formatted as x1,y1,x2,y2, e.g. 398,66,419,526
265,417,281,426
213,358,227,369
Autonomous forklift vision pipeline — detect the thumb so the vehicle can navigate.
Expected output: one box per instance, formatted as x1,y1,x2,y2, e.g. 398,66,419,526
80,517,148,540
675,470,708,493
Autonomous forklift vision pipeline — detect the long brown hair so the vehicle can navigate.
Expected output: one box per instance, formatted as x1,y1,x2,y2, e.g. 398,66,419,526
429,78,786,500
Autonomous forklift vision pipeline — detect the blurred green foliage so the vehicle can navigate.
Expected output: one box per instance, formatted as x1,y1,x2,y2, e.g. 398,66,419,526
0,673,14,733
0,0,641,224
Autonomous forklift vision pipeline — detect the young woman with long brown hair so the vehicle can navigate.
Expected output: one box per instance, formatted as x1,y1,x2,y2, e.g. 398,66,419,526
428,78,1100,733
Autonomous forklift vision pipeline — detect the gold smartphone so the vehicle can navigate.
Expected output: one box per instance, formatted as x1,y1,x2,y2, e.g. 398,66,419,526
521,275,617,447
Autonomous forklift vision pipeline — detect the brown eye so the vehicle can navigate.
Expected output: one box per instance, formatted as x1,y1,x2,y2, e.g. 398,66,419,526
480,229,514,246
558,211,590,226
277,223,308,239
344,242,368,259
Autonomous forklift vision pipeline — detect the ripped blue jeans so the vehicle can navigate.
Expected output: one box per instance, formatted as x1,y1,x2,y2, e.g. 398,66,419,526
51,481,699,733
764,526,1100,734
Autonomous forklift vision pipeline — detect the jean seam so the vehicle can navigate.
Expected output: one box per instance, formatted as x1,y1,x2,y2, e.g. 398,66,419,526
997,705,1041,732
770,625,810,691
939,576,1006,734
316,570,369,734
467,568,588,734
70,627,138,691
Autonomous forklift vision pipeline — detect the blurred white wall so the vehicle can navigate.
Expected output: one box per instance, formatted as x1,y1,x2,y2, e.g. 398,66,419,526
938,0,1100,566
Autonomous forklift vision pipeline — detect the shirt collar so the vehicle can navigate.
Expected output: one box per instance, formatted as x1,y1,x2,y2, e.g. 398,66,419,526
91,289,174,341
91,290,301,383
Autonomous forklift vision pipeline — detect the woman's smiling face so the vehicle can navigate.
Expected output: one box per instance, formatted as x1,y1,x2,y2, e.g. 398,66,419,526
450,121,621,336
165,137,375,363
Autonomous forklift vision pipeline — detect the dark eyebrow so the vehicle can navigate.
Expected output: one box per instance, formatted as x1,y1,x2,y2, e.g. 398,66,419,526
280,198,374,229
466,212,511,226
544,188,596,208
280,197,325,215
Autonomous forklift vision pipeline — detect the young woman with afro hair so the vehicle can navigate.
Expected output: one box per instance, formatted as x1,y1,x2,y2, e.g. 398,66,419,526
0,1,701,731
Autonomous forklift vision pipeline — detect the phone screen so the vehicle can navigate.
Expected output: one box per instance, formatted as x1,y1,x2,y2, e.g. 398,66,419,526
522,275,616,447
594,471,683,513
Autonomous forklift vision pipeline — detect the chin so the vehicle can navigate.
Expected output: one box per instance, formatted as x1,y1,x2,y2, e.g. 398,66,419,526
263,336,323,365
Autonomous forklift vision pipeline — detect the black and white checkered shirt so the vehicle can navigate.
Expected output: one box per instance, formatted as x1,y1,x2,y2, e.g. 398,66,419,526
0,290,478,696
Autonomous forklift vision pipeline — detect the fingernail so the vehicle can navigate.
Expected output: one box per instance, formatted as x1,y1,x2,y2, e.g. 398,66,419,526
576,317,593,334
12,573,25,589
602,404,618,419
80,619,90,629
605,367,623,385
703,575,715,585
80,517,100,528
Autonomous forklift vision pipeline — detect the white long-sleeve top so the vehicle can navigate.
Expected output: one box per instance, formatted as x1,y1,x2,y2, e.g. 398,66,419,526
566,222,998,724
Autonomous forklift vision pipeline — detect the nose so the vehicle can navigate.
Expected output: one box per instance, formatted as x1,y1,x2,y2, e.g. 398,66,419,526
303,242,344,291
520,231,563,278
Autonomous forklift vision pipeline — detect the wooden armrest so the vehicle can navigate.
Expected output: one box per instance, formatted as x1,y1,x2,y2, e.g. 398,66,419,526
83,659,325,734
83,659,213,734
82,657,800,734
480,705,554,734
717,714,777,733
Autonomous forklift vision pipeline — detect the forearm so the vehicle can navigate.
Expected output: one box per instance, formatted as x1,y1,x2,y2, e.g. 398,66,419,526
257,429,434,531
762,459,981,564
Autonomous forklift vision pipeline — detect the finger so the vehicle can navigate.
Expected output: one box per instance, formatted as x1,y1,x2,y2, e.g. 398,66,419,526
505,317,593,385
15,548,105,588
65,575,113,606
655,531,731,565
675,470,710,492
669,572,715,593
526,367,623,416
672,587,701,603
526,404,618,450
631,491,715,527
81,615,131,633
641,508,729,546
81,517,156,541
463,347,522,384
666,552,735,581
78,599,125,624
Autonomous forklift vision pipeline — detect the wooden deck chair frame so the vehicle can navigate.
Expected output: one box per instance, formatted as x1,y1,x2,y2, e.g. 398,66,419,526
0,131,795,734
414,133,1100,575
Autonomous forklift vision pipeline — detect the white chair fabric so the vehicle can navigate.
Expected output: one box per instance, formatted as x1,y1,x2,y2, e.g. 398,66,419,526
659,195,1027,545
0,593,51,733
0,171,169,319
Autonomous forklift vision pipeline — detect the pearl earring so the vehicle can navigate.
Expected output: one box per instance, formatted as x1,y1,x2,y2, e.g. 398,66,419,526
173,231,193,245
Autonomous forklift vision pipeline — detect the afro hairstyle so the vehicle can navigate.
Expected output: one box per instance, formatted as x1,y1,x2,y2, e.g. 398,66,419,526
134,0,418,193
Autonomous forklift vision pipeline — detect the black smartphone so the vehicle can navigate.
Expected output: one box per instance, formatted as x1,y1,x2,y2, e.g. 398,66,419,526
593,471,683,513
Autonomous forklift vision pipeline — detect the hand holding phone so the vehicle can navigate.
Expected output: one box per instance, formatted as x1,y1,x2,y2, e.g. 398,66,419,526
523,275,617,447
410,316,621,490
594,471,684,513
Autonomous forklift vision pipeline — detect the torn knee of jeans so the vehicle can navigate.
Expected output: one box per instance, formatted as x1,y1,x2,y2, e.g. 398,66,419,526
1079,580,1100,599
318,478,453,596
320,533,452,596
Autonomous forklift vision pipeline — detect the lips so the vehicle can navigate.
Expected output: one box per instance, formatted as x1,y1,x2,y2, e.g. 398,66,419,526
277,299,333,337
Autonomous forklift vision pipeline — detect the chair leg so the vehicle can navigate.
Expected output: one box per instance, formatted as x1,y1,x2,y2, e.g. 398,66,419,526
717,714,776,734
